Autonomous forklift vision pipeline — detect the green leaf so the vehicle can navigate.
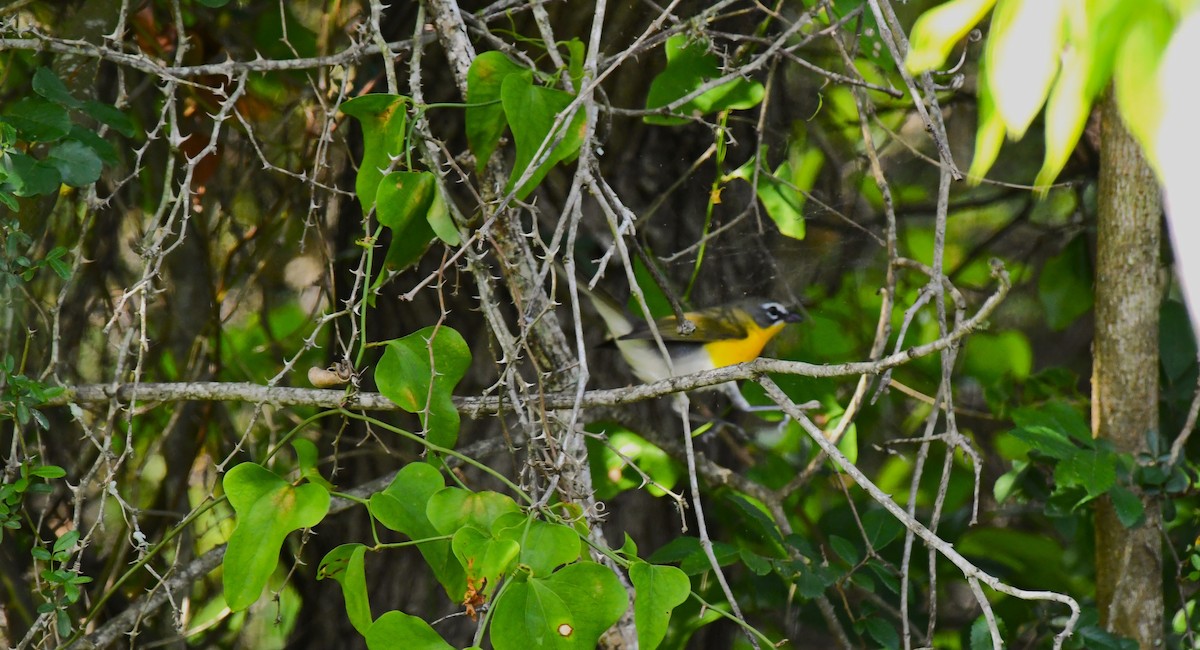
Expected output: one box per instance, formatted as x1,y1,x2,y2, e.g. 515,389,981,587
983,0,1066,138
586,425,680,499
425,190,460,246
1108,486,1145,528
1010,425,1079,460
68,125,118,165
81,100,137,138
906,0,998,73
368,463,466,600
796,563,838,598
1038,235,1093,330
731,138,822,241
962,330,1032,382
496,517,581,577
452,525,520,594
863,617,899,649
0,151,62,197
630,561,690,650
340,94,409,212
862,509,903,550
1160,300,1198,382
967,57,1007,182
53,529,79,553
3,98,71,142
491,562,628,650
292,438,334,490
969,614,1005,650
564,38,586,91
46,140,102,187
32,68,82,109
317,544,372,635
426,488,521,535
501,72,586,199
829,535,860,566
644,35,765,126
221,462,331,610
29,465,66,479
365,611,454,650
374,326,471,449
1012,401,1091,443
724,493,784,550
374,171,439,276
1055,448,1116,498
1034,1,1129,188
466,51,527,169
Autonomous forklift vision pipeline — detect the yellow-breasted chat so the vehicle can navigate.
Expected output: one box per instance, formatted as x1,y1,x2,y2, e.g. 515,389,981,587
573,279,802,410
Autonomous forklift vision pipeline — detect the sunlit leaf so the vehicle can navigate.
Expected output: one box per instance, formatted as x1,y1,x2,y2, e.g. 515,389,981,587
1035,0,1129,189
906,0,998,73
1114,3,1174,165
495,516,582,577
984,0,1066,138
967,57,1007,182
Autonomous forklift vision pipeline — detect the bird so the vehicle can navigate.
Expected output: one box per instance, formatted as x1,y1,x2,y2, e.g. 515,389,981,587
573,279,803,410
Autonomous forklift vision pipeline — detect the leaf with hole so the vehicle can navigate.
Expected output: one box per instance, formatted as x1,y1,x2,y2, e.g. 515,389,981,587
490,562,628,649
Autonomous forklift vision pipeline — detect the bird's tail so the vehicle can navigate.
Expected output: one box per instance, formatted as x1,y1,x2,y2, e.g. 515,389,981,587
557,261,635,339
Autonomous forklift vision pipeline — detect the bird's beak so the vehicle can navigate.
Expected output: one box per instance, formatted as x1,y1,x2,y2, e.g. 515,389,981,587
784,311,804,323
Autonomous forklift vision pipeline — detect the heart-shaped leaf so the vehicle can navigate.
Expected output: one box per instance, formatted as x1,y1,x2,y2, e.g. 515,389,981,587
317,543,372,635
491,562,628,649
630,561,690,650
374,326,471,449
222,462,330,610
340,94,408,212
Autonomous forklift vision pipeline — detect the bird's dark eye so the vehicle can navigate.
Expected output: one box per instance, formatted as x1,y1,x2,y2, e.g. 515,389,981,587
762,302,787,321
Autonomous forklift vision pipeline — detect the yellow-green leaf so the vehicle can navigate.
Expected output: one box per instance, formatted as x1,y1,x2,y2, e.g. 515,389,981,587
1113,2,1174,162
906,0,998,73
984,0,1066,138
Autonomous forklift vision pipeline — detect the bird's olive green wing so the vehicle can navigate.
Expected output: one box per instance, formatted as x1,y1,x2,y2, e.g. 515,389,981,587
618,304,749,343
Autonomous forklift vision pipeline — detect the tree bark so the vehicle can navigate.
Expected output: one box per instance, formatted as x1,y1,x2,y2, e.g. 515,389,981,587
1092,92,1164,648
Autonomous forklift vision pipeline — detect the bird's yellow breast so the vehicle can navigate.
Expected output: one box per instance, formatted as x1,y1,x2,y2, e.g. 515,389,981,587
701,321,786,368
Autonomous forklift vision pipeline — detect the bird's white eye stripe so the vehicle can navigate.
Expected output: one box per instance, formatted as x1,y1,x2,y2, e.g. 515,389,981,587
763,302,787,317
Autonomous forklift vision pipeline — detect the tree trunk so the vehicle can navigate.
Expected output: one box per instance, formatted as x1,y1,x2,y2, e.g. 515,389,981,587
1092,92,1164,648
